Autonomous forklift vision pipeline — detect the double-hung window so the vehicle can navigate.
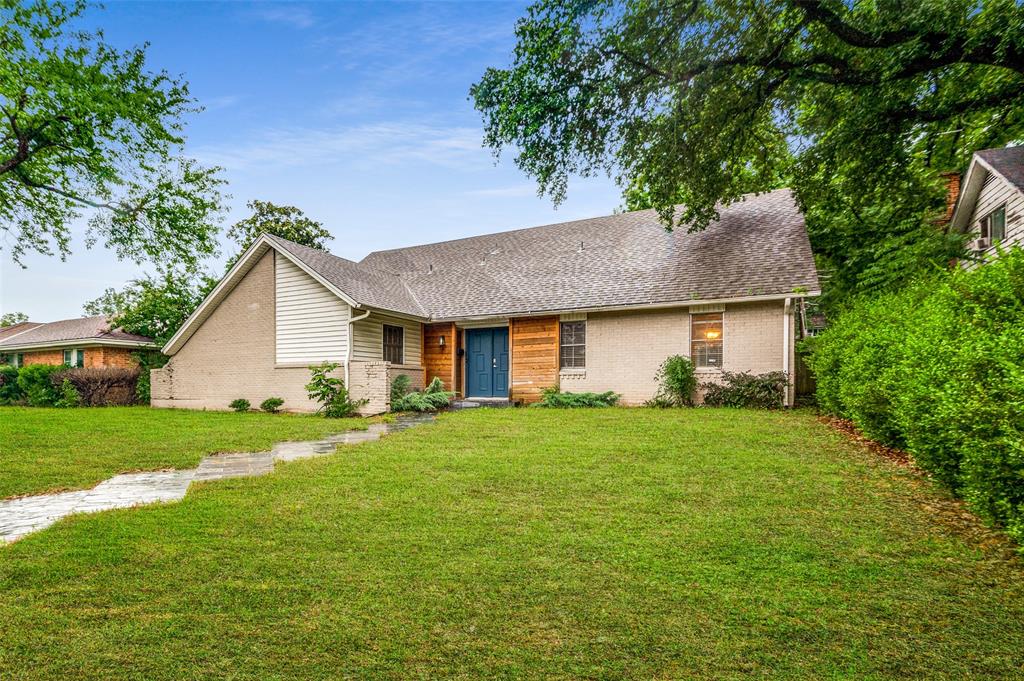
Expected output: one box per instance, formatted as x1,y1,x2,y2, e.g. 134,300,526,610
690,313,723,368
382,325,404,364
979,205,1007,241
559,320,586,369
63,349,84,368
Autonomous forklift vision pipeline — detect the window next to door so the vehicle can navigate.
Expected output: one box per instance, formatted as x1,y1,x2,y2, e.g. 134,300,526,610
63,349,85,368
383,325,404,364
559,320,586,370
690,313,723,369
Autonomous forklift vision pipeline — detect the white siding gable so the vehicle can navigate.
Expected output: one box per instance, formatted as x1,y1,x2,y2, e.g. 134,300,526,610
351,313,422,366
275,253,349,365
969,171,1024,255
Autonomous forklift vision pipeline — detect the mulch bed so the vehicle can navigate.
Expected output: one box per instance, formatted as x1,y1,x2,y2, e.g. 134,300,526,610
819,416,919,470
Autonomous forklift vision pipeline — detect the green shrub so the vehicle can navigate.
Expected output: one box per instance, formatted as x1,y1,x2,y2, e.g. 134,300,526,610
0,365,22,404
52,368,141,407
229,398,251,412
701,371,788,409
811,247,1024,548
392,377,455,412
132,350,168,404
16,364,64,407
260,397,285,413
54,378,81,408
390,374,413,403
305,362,367,418
651,354,697,406
535,387,620,408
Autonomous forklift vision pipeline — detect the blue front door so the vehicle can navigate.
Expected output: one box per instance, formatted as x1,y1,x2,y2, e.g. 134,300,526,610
466,328,509,398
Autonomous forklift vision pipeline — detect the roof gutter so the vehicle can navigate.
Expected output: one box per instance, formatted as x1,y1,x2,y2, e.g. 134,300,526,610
0,338,157,353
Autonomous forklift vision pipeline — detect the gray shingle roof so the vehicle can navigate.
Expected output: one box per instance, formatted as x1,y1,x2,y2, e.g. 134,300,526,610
269,188,818,320
0,316,154,349
0,321,43,343
977,146,1024,193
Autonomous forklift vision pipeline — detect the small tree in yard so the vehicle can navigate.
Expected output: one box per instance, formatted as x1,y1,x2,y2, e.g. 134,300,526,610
305,362,367,418
650,355,697,407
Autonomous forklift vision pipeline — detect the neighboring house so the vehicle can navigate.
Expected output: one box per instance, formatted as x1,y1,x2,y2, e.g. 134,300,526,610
951,146,1024,258
155,188,819,414
0,316,157,369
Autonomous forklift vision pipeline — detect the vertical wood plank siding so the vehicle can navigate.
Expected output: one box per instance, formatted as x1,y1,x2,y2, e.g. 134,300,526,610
510,316,559,403
423,322,457,390
274,254,349,364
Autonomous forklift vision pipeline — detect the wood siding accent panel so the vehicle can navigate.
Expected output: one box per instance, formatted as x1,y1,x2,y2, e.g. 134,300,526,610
274,253,349,364
970,171,1024,255
423,322,456,390
351,313,422,366
510,316,558,403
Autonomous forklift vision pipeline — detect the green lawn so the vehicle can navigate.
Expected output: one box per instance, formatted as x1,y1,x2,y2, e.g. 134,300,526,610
1,408,1022,679
0,406,364,498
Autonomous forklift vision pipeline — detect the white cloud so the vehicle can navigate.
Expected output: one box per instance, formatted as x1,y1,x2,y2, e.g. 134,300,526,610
248,4,316,30
464,184,539,198
193,122,487,173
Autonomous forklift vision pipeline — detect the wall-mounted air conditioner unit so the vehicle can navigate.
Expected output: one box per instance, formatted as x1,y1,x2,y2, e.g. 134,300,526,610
968,237,992,252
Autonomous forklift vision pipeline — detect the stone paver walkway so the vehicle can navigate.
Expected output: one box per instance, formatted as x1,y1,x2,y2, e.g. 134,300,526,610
0,414,434,544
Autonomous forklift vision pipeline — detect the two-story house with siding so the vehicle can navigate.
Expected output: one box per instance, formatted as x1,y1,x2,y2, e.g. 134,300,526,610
951,146,1024,258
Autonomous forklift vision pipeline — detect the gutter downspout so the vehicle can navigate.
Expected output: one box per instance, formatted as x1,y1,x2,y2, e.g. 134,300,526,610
782,297,792,407
346,308,371,389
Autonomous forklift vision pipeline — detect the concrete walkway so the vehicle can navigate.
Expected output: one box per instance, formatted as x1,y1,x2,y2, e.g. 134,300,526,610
0,413,434,544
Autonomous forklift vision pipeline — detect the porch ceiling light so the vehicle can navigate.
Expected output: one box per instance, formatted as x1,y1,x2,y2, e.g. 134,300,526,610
705,330,720,339
439,335,446,347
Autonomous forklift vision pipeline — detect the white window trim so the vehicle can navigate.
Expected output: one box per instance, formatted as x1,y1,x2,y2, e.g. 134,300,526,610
978,204,1007,241
559,318,587,371
690,311,725,371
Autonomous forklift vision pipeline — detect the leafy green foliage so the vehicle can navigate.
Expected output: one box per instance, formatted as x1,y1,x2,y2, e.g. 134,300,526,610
260,397,285,414
472,0,1021,306
0,1,226,267
0,365,23,404
227,200,333,266
85,269,217,346
54,378,81,409
535,387,620,408
701,372,789,409
811,248,1024,548
305,362,367,418
229,399,251,413
391,376,454,412
0,312,28,327
131,351,169,404
16,364,64,406
652,355,697,406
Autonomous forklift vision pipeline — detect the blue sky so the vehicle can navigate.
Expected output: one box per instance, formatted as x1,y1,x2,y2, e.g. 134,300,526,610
1,1,619,321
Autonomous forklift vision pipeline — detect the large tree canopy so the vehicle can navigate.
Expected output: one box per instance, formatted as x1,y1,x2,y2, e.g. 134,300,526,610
0,0,225,267
227,199,333,262
472,0,1024,305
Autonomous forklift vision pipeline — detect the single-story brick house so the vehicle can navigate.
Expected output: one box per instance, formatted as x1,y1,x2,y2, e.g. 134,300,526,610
0,316,157,369
951,145,1024,256
155,188,819,413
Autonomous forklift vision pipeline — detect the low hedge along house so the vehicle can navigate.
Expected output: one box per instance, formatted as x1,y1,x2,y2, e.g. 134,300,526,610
155,189,819,413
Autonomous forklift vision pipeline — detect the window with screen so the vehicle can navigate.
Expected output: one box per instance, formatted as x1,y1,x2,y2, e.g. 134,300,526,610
690,313,723,368
382,325,404,364
62,349,84,368
559,320,586,369
979,205,1007,241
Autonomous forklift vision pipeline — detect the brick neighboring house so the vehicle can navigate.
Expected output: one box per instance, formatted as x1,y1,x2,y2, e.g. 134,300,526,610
154,189,819,414
0,316,157,369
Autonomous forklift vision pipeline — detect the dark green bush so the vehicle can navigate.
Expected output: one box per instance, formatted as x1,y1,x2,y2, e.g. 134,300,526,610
0,365,22,404
392,377,454,412
229,398,251,412
54,378,81,408
650,354,697,406
701,371,789,409
260,397,285,413
52,368,141,407
16,364,64,406
390,374,413,404
535,387,620,408
811,247,1024,548
132,350,168,404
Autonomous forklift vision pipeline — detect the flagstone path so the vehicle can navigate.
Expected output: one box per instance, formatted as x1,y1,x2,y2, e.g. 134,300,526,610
0,413,434,544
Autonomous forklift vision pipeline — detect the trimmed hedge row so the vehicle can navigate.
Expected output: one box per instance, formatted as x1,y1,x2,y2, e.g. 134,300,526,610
0,365,141,407
810,248,1024,548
